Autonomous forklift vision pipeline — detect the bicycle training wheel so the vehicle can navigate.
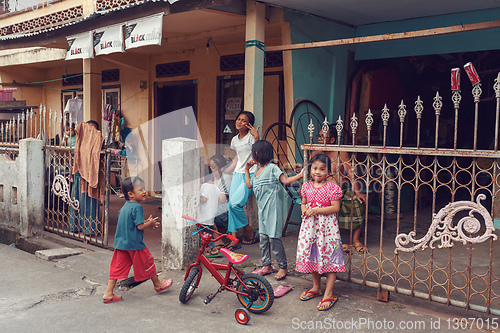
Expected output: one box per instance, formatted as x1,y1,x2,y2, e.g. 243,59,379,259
235,273,274,314
235,308,251,325
179,266,200,303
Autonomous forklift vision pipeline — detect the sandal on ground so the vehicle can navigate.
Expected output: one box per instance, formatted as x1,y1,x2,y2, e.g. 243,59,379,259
155,279,173,293
274,285,292,298
252,267,274,276
299,289,324,301
342,244,351,254
103,294,123,303
205,252,223,258
206,244,225,256
353,242,366,253
317,297,338,311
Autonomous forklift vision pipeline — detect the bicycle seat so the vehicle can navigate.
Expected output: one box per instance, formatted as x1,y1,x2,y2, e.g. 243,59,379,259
219,248,248,265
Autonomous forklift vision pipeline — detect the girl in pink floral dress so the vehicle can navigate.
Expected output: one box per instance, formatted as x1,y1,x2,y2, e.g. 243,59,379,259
296,153,344,311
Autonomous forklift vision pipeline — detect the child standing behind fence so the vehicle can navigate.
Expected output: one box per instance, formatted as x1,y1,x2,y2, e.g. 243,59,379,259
103,176,172,303
244,140,303,280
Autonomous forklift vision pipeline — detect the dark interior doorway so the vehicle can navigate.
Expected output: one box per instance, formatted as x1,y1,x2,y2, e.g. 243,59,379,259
153,80,198,192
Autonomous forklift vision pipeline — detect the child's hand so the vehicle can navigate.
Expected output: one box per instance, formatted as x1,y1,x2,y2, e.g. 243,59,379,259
303,208,318,217
246,123,261,138
147,215,159,229
246,160,256,170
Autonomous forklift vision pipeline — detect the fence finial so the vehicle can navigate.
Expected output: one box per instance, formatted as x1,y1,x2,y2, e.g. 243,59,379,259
350,113,358,145
414,96,424,119
335,116,343,146
322,117,329,146
433,91,443,116
308,119,314,145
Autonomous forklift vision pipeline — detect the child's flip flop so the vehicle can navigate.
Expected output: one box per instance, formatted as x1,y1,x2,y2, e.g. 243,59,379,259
299,289,324,301
103,295,123,303
155,279,173,293
317,297,338,311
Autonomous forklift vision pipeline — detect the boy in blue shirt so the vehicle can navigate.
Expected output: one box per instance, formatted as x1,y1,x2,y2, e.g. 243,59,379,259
103,176,172,303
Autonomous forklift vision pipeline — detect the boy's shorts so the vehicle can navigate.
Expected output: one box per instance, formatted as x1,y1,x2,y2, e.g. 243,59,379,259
109,247,156,282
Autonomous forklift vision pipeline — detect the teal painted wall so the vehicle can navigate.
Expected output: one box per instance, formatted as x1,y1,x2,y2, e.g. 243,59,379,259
356,8,500,60
285,10,355,121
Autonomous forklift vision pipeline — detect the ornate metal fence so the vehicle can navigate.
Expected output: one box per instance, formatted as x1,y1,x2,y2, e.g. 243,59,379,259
0,106,111,247
301,74,500,314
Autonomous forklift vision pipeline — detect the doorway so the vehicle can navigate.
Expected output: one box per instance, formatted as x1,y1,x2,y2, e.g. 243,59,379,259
153,80,198,192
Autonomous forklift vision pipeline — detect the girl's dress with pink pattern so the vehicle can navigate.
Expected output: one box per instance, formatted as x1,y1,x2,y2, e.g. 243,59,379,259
296,181,345,274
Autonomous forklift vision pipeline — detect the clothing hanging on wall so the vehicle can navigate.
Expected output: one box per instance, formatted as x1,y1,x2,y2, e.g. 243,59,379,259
64,97,83,124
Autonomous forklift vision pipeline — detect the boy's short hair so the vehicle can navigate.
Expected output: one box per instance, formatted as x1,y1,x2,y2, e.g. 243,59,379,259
122,176,144,201
86,120,100,130
252,140,274,165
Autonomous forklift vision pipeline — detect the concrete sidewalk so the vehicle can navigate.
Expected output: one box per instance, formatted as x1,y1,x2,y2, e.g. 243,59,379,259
0,232,489,333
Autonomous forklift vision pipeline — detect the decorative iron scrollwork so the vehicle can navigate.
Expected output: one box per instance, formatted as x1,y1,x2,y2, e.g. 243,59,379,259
395,194,497,253
51,170,79,211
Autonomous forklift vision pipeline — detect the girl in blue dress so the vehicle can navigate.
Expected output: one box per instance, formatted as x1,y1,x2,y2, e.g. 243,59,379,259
244,140,303,280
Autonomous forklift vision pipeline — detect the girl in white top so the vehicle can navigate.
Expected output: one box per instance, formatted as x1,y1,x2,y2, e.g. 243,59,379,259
223,111,260,250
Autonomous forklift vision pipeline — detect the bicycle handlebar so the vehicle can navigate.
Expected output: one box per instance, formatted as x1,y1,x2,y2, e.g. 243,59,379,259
181,214,239,244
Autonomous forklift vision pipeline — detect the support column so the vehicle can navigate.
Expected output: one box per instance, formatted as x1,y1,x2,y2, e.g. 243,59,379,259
18,138,44,236
244,0,265,132
161,137,200,269
83,58,102,123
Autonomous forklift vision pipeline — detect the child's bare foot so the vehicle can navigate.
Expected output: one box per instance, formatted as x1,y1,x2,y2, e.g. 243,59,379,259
275,268,287,280
154,279,173,292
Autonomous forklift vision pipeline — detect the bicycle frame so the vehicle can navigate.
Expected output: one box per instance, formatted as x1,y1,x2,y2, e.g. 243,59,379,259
183,225,251,297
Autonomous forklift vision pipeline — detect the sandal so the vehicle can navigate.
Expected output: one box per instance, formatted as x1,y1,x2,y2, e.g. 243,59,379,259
299,289,324,301
342,244,351,254
353,242,366,253
317,297,338,311
208,244,225,255
274,285,292,298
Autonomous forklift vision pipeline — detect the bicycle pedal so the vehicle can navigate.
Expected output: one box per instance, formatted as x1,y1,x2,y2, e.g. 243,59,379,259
204,293,215,305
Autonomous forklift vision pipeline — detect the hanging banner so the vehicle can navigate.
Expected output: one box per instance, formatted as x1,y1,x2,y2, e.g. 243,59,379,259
66,31,94,60
125,13,163,50
94,24,124,56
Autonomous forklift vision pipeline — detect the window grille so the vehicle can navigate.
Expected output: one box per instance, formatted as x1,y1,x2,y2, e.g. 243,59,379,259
155,61,190,78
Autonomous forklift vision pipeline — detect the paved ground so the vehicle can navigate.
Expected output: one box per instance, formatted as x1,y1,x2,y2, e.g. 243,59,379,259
0,232,493,333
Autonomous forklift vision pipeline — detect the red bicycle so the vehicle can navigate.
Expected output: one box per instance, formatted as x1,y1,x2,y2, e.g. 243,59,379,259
179,215,274,325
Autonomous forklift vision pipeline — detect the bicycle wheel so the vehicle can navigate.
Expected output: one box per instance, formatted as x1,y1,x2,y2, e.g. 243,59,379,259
235,273,274,314
179,266,200,303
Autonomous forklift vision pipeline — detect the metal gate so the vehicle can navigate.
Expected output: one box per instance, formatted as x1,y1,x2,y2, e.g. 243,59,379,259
45,145,111,247
1,109,111,247
299,75,500,315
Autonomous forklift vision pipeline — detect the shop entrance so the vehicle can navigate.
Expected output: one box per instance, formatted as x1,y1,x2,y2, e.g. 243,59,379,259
153,80,198,193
